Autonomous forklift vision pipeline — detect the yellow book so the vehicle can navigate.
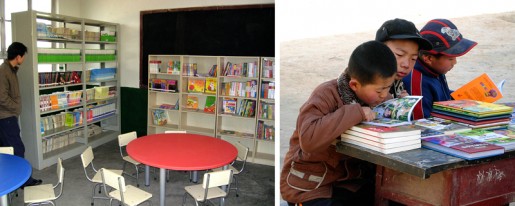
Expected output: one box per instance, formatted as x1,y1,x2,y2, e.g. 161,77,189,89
205,78,217,94
451,73,502,103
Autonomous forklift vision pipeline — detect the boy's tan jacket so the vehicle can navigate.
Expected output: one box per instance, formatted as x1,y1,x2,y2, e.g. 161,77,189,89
280,79,367,203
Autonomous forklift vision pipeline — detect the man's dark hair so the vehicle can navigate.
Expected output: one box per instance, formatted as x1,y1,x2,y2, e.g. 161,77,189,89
347,40,397,85
7,42,28,60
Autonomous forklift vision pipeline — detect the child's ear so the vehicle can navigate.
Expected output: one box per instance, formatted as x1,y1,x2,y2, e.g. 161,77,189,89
421,54,433,65
349,78,360,92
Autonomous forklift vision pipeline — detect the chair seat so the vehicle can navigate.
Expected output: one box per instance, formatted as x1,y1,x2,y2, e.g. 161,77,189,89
123,155,141,165
92,169,123,183
24,184,56,203
185,184,227,201
212,165,240,175
108,185,152,206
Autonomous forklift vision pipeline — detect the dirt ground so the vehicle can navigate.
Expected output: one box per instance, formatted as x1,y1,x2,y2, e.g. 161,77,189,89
279,11,515,173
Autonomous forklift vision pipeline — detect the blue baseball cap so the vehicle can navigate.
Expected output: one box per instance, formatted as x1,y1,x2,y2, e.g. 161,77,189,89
420,19,477,57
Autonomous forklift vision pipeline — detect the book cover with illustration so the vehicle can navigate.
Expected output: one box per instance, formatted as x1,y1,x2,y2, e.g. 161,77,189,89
433,100,513,117
205,78,217,94
451,73,503,103
187,78,205,93
456,129,515,150
414,117,471,135
222,98,237,114
152,109,168,126
349,124,421,138
185,95,199,110
362,96,423,127
204,96,216,113
421,134,504,160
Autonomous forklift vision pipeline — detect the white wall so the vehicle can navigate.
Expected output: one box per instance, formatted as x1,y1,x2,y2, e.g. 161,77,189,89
58,0,274,88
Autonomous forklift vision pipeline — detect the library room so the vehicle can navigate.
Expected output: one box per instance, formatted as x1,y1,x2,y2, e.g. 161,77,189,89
0,0,274,206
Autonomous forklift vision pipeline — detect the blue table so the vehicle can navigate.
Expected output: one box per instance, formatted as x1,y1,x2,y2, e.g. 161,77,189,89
0,154,31,206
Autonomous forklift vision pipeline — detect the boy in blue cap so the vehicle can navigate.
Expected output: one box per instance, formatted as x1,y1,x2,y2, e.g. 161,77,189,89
403,19,477,119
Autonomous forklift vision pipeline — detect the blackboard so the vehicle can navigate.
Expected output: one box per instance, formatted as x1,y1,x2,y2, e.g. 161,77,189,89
140,5,275,88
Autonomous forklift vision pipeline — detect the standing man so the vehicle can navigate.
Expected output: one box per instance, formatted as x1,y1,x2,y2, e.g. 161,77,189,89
0,42,42,187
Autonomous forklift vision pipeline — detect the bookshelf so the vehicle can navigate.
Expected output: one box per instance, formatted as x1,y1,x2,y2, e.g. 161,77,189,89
12,11,120,170
147,55,275,166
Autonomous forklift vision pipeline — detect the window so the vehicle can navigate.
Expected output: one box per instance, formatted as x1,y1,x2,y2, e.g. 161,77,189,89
1,0,51,59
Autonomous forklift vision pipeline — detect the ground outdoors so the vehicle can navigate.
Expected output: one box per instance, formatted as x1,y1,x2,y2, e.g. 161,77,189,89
279,11,515,205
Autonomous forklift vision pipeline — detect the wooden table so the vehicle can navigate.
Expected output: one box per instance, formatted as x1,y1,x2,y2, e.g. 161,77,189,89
0,154,31,206
127,133,237,206
336,142,515,205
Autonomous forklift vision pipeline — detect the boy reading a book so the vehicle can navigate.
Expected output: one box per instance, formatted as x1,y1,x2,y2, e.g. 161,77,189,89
403,19,477,119
375,18,433,98
280,40,397,206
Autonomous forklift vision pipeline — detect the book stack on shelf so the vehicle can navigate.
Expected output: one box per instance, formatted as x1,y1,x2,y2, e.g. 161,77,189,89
421,134,505,160
220,80,258,98
221,61,258,77
341,124,422,154
149,78,178,92
257,120,274,140
430,100,513,129
39,71,82,87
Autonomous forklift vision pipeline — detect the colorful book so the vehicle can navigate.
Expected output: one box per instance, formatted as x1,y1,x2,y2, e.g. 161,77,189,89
152,109,168,126
185,95,199,110
348,124,421,138
204,78,217,94
451,73,502,103
414,118,471,135
204,96,216,113
222,98,237,114
433,100,513,117
362,96,423,127
421,134,504,160
456,129,515,151
187,78,205,93
167,79,178,92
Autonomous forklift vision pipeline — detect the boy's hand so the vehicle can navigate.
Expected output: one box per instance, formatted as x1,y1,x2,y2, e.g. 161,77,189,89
398,90,409,98
361,107,376,121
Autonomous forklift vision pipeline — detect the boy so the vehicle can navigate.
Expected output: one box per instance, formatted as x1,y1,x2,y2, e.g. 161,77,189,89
375,18,433,98
280,40,397,206
403,19,477,119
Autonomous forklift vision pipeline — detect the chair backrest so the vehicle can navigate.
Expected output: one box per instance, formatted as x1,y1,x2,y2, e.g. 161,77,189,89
80,146,94,168
100,168,127,193
118,131,137,147
202,169,233,189
234,142,249,173
0,146,14,155
164,130,187,134
55,158,65,198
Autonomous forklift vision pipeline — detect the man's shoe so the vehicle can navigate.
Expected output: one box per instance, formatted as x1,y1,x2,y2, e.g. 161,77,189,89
21,179,43,189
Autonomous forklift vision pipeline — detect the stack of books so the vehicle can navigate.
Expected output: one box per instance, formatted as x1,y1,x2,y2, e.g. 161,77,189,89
430,100,513,129
455,129,515,151
341,124,421,154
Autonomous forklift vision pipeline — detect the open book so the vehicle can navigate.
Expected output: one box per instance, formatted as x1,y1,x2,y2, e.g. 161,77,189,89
451,73,504,103
362,96,423,127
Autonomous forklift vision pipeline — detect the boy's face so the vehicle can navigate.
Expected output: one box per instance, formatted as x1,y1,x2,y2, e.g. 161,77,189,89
422,54,457,75
350,75,395,107
384,39,419,80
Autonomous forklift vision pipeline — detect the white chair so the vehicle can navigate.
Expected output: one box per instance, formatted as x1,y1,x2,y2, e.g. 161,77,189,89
80,146,123,206
0,146,14,155
181,169,233,206
0,147,17,204
211,141,249,197
24,158,64,206
100,168,153,206
118,131,144,187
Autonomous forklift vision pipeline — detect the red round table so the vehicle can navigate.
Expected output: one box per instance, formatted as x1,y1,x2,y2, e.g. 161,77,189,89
127,133,237,206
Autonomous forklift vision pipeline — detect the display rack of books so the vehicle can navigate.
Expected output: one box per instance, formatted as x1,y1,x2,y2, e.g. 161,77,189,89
146,55,274,166
254,57,275,165
12,11,120,170
147,55,182,134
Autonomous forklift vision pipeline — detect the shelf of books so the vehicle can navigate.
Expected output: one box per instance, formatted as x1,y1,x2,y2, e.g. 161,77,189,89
13,11,120,170
147,55,275,166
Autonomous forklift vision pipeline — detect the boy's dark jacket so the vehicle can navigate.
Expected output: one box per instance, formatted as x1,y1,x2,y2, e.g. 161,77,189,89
280,78,369,203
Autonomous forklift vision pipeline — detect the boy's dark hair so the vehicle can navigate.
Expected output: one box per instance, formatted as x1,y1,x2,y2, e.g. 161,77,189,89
418,50,444,59
7,42,28,60
347,40,397,85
